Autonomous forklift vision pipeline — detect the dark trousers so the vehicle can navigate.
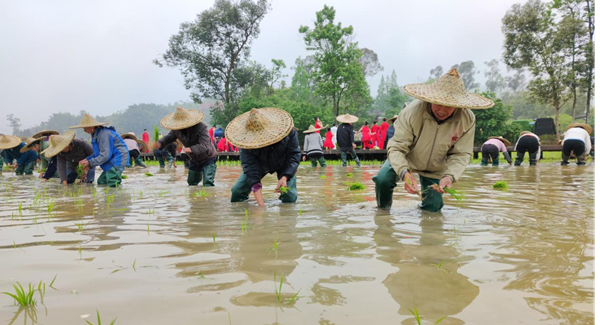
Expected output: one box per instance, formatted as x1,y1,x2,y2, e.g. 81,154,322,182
187,158,217,186
128,150,146,167
562,139,586,165
481,144,500,166
153,148,173,168
308,153,326,167
339,149,361,167
230,173,297,203
515,137,539,166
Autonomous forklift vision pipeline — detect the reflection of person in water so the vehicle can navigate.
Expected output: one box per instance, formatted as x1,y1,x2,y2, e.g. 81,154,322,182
374,213,479,323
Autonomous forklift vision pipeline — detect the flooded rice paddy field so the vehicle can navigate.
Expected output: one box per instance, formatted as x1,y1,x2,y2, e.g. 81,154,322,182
0,164,594,325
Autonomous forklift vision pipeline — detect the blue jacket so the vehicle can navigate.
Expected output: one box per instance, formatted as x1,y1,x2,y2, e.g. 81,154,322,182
18,150,38,166
87,126,129,171
2,142,25,163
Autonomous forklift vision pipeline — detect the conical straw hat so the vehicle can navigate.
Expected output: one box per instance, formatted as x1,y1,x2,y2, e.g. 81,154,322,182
389,115,398,121
519,131,534,137
336,114,359,124
565,123,592,135
41,130,76,159
0,135,23,149
20,137,45,153
121,132,138,141
303,125,325,134
488,136,511,146
69,114,108,129
160,107,204,130
136,140,148,152
32,129,59,138
403,68,494,109
225,108,294,149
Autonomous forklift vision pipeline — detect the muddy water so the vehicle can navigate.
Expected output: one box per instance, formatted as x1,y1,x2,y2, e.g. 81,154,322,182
0,164,594,325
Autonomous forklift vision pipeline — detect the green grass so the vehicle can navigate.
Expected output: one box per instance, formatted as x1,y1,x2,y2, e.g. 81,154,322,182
3,282,36,306
86,310,117,325
348,182,365,190
493,180,508,190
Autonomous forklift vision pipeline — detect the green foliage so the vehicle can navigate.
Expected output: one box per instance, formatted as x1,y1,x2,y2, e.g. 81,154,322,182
85,310,117,325
144,172,153,177
154,125,159,143
299,5,371,116
374,71,410,118
76,164,85,178
278,186,289,194
472,92,514,145
558,113,573,131
154,0,271,105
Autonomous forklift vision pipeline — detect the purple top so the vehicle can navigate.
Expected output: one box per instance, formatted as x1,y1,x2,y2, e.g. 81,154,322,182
483,138,508,152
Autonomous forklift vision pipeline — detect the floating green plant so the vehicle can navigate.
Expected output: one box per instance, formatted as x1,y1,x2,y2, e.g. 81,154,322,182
2,282,36,306
85,310,117,325
348,182,365,190
144,172,153,177
493,180,508,190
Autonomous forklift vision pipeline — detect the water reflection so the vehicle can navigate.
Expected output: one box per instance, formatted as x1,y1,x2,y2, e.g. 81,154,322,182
375,212,478,324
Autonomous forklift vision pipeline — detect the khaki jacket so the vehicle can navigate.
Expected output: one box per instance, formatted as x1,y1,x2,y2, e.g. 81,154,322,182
387,99,475,181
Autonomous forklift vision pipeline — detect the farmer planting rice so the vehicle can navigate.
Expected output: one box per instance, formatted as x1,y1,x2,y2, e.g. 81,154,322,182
373,68,494,212
121,132,148,168
41,130,95,184
227,107,301,207
15,137,43,175
336,113,362,167
560,123,592,166
70,114,129,187
32,129,58,172
480,136,512,166
0,135,28,174
302,125,327,167
156,106,217,186
514,131,541,166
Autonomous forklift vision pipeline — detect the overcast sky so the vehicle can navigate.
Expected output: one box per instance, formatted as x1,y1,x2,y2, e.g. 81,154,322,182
0,0,528,134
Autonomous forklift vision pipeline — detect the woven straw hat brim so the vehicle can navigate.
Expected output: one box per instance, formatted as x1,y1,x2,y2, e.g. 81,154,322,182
69,121,108,129
136,140,148,151
121,133,138,141
32,130,59,138
566,123,592,134
336,114,359,124
225,108,294,149
20,137,45,153
403,84,494,109
0,135,23,150
160,109,204,130
303,125,326,134
488,136,511,146
519,131,534,137
41,130,76,159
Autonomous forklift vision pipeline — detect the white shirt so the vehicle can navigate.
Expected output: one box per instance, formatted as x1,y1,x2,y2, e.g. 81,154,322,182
331,126,338,144
563,127,592,154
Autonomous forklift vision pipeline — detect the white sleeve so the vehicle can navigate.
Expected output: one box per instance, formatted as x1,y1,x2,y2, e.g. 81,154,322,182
585,134,591,154
536,141,541,161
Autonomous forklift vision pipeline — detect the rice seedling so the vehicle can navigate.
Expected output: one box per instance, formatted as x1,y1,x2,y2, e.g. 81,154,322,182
319,175,326,179
346,172,353,177
18,202,23,216
212,233,216,245
132,260,136,272
298,205,302,216
271,239,279,258
2,282,36,306
348,182,365,190
493,180,508,190
274,272,284,303
193,190,208,197
146,208,155,215
443,187,464,202
147,223,150,234
37,280,46,300
74,221,87,232
85,310,117,325
46,199,55,215
288,289,301,304
199,270,205,279
278,186,289,194
121,175,128,179
76,164,85,178
409,307,422,325
144,172,153,177
49,275,57,289
430,261,448,273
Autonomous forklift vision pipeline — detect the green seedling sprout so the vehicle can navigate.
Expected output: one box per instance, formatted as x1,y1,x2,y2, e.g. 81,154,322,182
121,175,128,179
147,223,150,234
144,172,153,177
212,233,216,245
193,190,208,197
271,240,279,258
348,182,365,190
49,275,57,289
430,261,448,273
493,180,508,190
85,309,117,325
279,186,289,194
274,272,284,303
18,202,23,216
2,282,36,306
319,175,326,179
409,306,422,325
132,260,136,272
76,164,85,178
299,205,302,216
346,172,353,177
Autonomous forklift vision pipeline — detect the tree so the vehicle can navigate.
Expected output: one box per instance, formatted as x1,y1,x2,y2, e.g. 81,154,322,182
472,92,514,145
451,61,480,90
269,59,287,89
299,5,371,116
581,0,594,123
505,67,527,92
484,59,507,93
154,0,271,105
6,114,21,135
359,48,384,78
503,0,572,140
429,66,444,81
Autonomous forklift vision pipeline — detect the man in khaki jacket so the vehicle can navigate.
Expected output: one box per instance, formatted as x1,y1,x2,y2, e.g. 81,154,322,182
373,68,494,212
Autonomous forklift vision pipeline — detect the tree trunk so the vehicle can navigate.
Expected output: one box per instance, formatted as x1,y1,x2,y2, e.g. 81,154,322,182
554,94,561,141
571,90,577,119
585,80,592,123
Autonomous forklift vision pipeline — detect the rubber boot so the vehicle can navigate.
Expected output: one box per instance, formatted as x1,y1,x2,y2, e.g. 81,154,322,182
373,160,398,209
187,170,202,186
279,175,298,203
419,176,443,212
231,173,251,202
480,158,489,166
202,163,216,187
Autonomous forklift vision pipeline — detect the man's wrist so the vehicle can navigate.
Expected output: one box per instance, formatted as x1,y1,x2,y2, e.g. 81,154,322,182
442,175,455,183
400,169,409,181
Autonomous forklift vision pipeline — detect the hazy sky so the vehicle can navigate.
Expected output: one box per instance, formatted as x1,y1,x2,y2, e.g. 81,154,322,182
0,0,527,134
